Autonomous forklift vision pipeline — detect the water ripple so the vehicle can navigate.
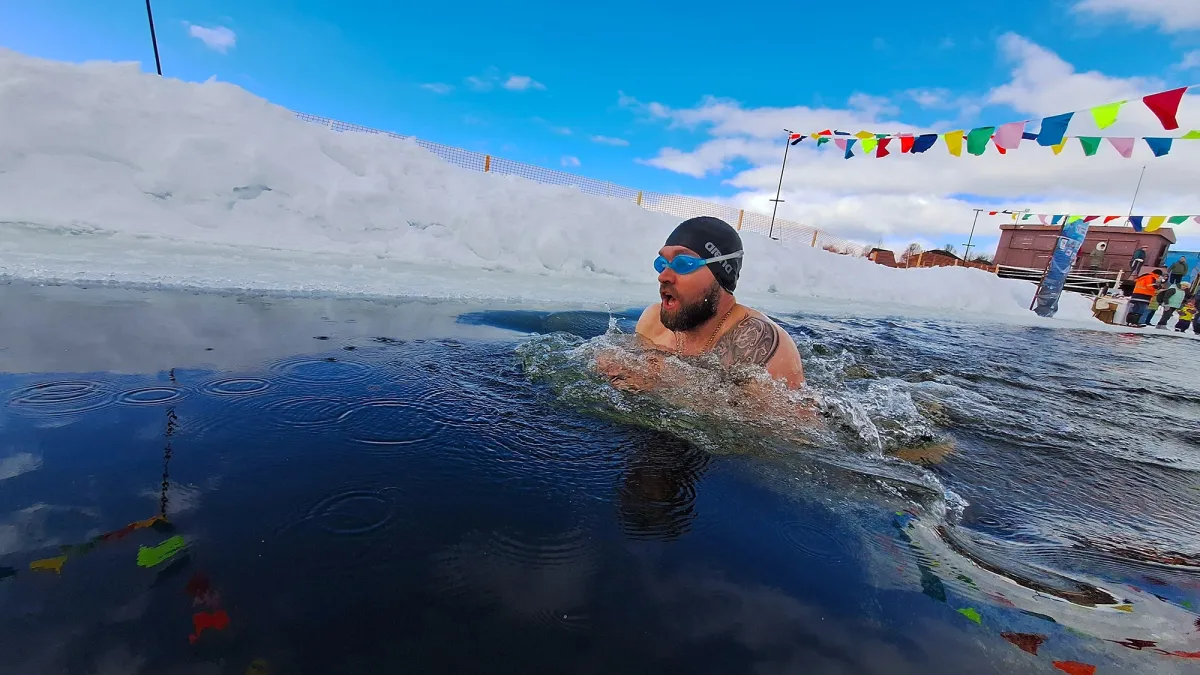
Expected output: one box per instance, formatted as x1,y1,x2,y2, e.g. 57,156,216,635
200,377,272,397
116,386,185,406
268,355,373,386
261,396,352,430
6,380,117,415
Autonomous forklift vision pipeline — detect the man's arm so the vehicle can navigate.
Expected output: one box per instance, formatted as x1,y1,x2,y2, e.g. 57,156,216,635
634,304,658,339
711,315,805,389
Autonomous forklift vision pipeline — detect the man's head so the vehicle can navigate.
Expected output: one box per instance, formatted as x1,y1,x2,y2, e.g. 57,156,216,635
656,217,743,331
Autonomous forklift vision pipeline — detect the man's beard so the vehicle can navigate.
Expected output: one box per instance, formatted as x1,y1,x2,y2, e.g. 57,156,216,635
660,280,721,331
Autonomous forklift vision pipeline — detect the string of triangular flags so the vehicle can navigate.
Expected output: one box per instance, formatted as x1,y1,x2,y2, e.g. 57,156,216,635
787,84,1198,159
995,212,1200,233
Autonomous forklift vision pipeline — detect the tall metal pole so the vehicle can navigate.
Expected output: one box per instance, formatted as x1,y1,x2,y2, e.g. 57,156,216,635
145,0,163,75
962,208,982,261
1126,165,1147,219
767,129,793,241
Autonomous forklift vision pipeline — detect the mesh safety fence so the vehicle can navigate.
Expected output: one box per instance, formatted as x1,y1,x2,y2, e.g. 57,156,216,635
295,112,863,252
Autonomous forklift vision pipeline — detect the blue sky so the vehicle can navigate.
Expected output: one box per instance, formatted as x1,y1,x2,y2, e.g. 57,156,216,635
4,0,1200,253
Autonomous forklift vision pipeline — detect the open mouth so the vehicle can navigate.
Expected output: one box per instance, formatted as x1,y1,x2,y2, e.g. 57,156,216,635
660,288,678,311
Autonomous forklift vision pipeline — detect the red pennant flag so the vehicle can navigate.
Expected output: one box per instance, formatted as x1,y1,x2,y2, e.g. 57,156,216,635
1083,215,1099,222
900,135,915,153
988,211,998,215
1143,87,1188,131
1053,661,1096,675
818,129,833,136
876,137,891,158
1001,633,1046,655
1103,215,1121,223
993,137,1008,154
788,133,802,140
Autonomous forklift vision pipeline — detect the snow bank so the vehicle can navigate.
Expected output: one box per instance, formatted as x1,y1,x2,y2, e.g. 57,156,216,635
0,49,1093,322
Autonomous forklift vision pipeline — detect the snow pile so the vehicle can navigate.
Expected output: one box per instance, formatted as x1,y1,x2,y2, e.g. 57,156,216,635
0,49,1092,321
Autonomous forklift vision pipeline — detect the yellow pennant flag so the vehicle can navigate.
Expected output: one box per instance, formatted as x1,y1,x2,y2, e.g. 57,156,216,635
854,130,875,140
1145,216,1166,232
1051,138,1068,155
861,137,878,155
1182,130,1200,140
944,131,964,157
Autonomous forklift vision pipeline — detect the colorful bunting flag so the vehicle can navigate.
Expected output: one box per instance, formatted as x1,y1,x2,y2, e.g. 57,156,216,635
1145,137,1173,157
1051,138,1068,155
994,121,1025,149
877,137,892,158
1146,215,1166,232
1038,214,1049,225
1183,130,1200,140
834,130,851,135
1090,101,1125,130
844,138,857,159
944,131,964,156
789,133,804,146
1078,137,1101,156
861,137,878,155
1168,215,1189,225
1108,137,1135,158
834,138,847,151
912,133,938,153
1083,215,1099,222
1051,215,1063,225
854,130,875,140
1066,215,1082,223
1103,215,1121,223
1130,216,1144,231
1022,131,1039,141
966,127,994,155
1143,87,1188,131
1195,216,1200,225
1037,112,1074,147
899,134,915,153
1022,213,1033,220
817,136,830,146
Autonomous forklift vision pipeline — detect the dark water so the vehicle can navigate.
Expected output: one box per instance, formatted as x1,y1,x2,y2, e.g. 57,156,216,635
0,281,1197,675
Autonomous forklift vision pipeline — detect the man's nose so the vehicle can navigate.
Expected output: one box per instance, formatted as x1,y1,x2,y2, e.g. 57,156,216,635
657,268,676,285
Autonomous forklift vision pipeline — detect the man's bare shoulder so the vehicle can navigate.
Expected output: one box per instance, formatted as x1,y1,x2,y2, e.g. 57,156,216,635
712,307,800,367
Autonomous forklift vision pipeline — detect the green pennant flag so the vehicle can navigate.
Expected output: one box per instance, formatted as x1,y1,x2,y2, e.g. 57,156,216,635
1168,215,1189,225
1182,130,1200,140
875,133,889,139
966,127,995,156
1078,137,1101,156
1090,101,1125,130
817,137,829,146
1067,215,1082,223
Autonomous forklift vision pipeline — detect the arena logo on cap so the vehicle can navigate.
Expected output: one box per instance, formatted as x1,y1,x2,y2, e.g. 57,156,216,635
705,242,735,275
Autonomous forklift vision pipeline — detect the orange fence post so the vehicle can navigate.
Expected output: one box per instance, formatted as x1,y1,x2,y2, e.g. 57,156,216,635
736,209,744,231
636,191,643,206
810,230,819,248
484,155,491,172
917,252,924,267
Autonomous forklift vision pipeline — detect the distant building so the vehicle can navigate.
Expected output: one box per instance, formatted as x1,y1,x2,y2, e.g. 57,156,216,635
867,248,898,267
993,224,1176,273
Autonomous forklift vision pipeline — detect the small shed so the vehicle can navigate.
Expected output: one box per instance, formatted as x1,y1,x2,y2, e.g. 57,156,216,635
867,248,898,267
994,224,1176,272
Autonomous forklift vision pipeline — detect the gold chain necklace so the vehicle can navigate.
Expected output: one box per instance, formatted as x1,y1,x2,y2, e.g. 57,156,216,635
675,305,736,357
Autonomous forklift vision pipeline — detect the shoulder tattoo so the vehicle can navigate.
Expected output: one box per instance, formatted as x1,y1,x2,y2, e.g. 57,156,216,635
711,316,779,367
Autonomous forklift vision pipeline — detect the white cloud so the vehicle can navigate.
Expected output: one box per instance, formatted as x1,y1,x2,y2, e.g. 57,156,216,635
561,155,581,167
590,135,630,146
1073,0,1200,32
186,24,236,53
848,93,899,118
1177,50,1200,70
622,34,1200,249
466,69,545,92
421,83,454,94
503,75,545,91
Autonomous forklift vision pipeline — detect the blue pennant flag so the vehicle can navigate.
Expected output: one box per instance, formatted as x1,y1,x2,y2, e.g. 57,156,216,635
1036,112,1074,147
1145,137,1173,157
1129,216,1144,232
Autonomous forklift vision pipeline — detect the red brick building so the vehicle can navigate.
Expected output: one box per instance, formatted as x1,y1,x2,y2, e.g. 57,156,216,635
993,224,1176,272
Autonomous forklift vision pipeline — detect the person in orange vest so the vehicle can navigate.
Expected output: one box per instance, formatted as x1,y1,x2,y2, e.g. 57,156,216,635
1126,268,1162,326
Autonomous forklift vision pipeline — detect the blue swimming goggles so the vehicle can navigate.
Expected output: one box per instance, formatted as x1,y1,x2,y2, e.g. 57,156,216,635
654,250,744,275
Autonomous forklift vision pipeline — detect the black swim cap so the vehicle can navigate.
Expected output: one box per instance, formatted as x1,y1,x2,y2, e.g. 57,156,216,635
664,216,743,293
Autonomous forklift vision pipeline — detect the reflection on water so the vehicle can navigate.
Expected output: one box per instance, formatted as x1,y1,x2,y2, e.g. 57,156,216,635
0,282,1197,674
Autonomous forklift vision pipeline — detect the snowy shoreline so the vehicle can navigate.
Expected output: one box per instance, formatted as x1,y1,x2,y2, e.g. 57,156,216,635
0,49,1095,324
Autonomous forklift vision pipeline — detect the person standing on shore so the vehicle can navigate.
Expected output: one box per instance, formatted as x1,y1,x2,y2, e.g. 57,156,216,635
1130,248,1147,276
1126,269,1161,327
1168,257,1189,286
1156,282,1189,329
